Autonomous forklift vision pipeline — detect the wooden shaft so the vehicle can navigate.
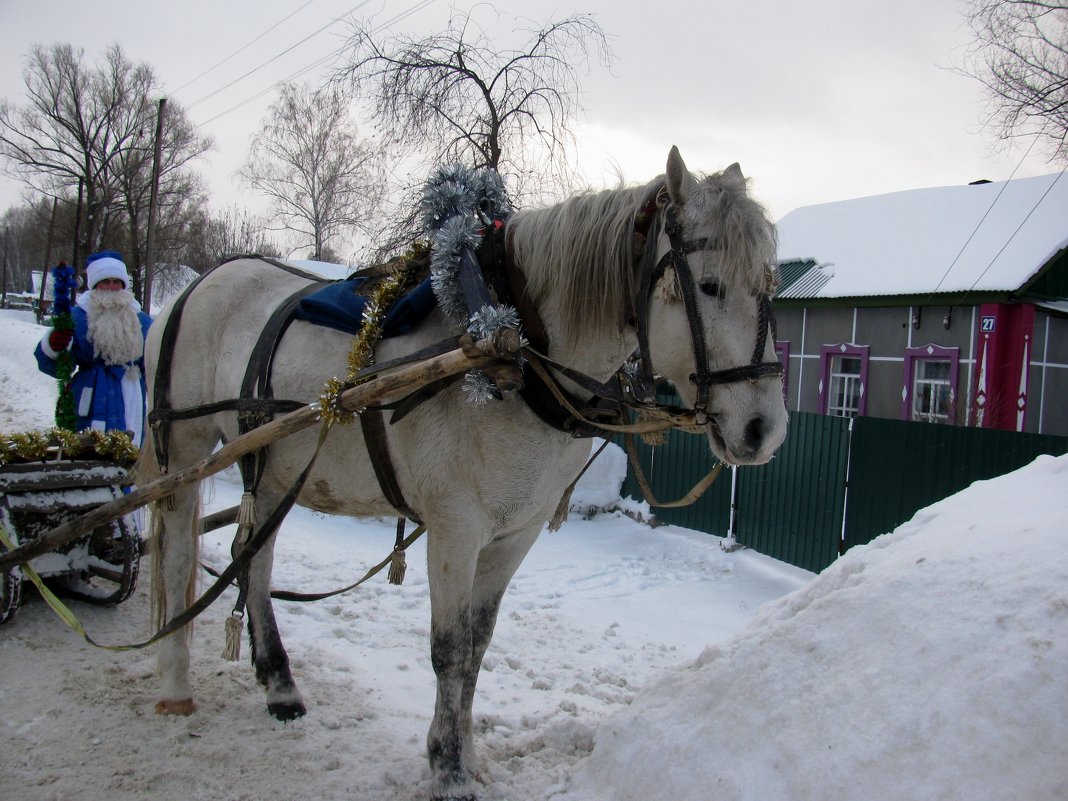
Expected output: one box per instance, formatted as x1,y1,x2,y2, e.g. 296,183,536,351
0,345,502,572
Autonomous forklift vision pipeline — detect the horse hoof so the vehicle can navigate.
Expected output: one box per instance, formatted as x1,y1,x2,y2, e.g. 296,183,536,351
155,698,198,715
268,700,307,722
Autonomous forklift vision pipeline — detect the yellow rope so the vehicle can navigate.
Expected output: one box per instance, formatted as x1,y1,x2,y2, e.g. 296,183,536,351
0,522,138,651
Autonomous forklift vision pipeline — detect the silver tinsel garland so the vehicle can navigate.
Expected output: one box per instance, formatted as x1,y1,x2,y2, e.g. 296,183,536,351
420,165,523,404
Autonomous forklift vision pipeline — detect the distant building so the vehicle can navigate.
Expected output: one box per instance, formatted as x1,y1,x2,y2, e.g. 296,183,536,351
773,172,1068,436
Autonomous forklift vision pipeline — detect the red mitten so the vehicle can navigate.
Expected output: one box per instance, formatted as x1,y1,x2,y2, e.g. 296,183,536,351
48,329,73,352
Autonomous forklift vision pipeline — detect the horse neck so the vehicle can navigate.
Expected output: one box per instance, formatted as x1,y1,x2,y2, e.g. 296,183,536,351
530,269,638,391
506,186,647,389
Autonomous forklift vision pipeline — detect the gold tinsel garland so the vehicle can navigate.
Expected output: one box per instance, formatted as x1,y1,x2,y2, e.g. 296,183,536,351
316,252,421,425
0,427,139,467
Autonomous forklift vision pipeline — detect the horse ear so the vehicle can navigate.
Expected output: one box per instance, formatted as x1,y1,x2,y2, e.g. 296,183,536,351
723,162,746,189
666,145,690,206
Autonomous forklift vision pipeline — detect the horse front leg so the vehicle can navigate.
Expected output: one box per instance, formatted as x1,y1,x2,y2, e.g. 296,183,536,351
458,526,543,775
426,528,482,801
242,487,306,721
426,524,542,801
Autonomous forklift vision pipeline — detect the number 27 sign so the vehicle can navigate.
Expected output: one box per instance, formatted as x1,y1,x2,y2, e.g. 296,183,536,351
980,316,996,333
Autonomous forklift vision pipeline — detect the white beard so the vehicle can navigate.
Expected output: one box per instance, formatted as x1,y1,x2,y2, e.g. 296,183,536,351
87,289,144,365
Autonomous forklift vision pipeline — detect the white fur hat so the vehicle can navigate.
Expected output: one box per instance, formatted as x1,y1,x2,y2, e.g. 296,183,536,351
86,251,131,290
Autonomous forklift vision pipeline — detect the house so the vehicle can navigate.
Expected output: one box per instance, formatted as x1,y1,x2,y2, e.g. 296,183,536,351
29,270,55,317
772,172,1068,436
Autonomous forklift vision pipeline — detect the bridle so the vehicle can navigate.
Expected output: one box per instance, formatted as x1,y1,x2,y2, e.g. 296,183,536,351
633,197,784,425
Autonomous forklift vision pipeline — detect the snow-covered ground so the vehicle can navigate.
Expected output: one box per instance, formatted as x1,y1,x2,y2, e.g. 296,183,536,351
1,308,1065,800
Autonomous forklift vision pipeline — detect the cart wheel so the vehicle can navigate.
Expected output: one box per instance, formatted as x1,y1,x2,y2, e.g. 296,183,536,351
0,528,23,625
0,565,22,624
54,516,141,606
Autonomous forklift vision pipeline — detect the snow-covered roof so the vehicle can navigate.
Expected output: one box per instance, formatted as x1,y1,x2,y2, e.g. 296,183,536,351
776,172,1068,299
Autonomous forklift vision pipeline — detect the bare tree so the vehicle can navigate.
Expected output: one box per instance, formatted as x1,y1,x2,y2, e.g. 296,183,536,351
335,9,612,210
0,43,211,286
960,0,1068,162
112,99,210,298
183,204,280,272
239,82,386,262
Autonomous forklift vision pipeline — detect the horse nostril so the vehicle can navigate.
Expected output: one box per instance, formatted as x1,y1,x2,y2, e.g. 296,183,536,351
744,415,766,451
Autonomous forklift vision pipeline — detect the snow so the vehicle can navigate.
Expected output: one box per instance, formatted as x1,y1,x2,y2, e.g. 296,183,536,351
2,307,1066,801
776,171,1068,298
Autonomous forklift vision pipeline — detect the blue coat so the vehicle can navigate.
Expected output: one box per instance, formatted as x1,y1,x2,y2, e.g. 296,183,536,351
35,302,153,445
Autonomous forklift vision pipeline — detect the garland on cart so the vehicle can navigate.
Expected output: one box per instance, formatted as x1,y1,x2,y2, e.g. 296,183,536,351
49,262,79,431
419,164,523,405
0,428,139,467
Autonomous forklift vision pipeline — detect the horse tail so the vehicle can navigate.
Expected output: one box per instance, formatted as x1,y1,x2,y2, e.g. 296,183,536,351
148,492,202,632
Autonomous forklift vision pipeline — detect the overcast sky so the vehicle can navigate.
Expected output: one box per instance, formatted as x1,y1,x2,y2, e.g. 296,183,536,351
0,0,1059,225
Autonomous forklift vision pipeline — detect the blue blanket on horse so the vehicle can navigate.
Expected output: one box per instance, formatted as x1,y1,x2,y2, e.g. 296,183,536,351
294,276,436,337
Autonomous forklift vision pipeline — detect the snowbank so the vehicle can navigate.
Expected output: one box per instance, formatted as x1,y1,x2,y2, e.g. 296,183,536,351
566,454,1068,801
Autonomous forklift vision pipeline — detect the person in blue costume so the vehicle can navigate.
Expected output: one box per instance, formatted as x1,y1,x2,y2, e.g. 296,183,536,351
35,251,153,446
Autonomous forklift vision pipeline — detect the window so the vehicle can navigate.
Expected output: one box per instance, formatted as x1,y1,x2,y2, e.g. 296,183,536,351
819,344,869,417
903,345,959,424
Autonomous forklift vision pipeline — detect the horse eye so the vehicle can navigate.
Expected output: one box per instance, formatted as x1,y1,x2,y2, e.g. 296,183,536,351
699,280,721,298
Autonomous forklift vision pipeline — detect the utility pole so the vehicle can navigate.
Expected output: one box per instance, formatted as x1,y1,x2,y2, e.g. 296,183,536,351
143,97,166,311
1,227,8,309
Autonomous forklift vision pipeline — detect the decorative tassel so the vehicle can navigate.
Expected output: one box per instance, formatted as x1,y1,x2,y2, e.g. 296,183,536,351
637,409,668,447
236,491,257,542
387,548,407,585
222,614,243,661
548,485,575,532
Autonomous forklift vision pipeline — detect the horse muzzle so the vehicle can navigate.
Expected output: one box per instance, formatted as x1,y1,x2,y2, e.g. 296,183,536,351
707,408,787,466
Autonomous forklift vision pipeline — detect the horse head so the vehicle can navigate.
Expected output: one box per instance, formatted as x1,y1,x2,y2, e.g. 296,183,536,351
642,146,787,465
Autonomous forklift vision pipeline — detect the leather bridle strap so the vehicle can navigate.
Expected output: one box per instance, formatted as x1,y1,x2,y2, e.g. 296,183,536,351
634,202,784,420
661,203,714,420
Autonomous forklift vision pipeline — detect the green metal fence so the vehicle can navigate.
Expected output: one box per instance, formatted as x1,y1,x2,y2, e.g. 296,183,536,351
844,416,1068,551
621,410,1068,574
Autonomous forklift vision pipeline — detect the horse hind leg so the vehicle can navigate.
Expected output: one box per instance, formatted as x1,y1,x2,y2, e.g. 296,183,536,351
242,485,306,721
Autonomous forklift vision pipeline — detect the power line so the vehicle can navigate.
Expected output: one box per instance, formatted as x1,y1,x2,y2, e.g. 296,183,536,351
929,135,1039,297
185,0,374,112
194,0,439,127
171,0,321,95
965,167,1066,293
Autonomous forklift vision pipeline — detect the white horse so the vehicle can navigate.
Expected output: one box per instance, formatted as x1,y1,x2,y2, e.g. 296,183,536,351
141,147,787,801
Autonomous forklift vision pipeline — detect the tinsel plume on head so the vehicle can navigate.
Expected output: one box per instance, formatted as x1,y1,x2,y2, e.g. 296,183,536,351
419,164,513,232
429,215,483,325
421,164,515,329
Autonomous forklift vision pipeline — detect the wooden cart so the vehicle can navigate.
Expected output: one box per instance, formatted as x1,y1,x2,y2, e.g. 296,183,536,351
0,459,142,624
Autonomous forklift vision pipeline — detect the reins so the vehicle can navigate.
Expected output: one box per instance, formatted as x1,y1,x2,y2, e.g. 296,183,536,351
30,176,785,650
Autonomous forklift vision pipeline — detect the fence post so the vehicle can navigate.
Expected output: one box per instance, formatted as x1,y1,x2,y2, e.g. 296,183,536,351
838,417,855,555
723,466,741,551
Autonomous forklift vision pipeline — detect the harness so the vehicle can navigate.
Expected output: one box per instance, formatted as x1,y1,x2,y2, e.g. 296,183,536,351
148,257,325,476
506,190,784,440
148,257,433,531
147,191,783,598
638,202,783,421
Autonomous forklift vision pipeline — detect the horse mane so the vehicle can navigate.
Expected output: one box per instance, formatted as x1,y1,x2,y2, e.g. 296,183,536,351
507,167,777,341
